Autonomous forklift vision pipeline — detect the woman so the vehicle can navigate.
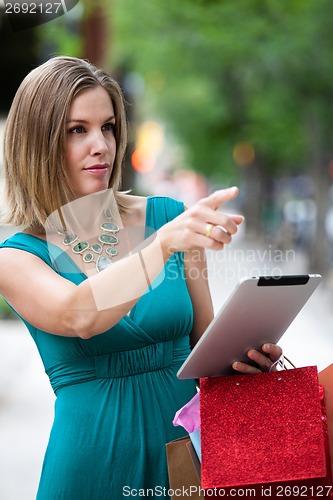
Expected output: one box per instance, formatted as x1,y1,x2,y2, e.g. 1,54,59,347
0,56,282,499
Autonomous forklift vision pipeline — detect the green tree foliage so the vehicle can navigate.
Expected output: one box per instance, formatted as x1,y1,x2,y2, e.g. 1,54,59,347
0,296,16,320
112,0,333,182
36,5,82,58
112,0,333,272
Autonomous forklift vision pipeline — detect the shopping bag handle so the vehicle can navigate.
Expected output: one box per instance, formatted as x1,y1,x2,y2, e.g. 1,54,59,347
270,354,297,371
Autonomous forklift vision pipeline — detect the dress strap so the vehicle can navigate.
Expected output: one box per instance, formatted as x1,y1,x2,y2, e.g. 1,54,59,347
146,196,185,231
0,233,53,265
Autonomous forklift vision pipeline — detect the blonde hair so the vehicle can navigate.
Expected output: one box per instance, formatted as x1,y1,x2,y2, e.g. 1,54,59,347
2,56,128,228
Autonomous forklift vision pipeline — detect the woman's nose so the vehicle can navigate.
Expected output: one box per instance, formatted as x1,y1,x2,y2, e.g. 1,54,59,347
90,131,108,155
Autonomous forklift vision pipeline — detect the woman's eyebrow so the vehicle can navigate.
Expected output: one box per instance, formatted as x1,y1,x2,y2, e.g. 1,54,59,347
67,115,116,124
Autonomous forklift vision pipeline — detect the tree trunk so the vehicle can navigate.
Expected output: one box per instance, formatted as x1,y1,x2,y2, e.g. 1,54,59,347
306,112,331,277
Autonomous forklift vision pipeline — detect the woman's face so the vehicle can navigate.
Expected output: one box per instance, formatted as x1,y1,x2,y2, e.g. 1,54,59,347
65,85,117,198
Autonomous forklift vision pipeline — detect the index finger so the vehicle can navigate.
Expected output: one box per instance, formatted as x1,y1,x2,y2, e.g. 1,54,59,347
204,186,239,210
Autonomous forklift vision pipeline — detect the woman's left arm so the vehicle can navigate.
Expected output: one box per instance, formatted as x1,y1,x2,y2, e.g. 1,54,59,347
185,247,215,349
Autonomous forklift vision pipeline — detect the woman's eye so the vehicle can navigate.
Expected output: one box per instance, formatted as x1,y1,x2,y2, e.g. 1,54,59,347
69,126,85,134
102,122,115,132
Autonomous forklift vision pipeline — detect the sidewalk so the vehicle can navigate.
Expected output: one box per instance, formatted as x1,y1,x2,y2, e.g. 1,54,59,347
1,240,333,499
0,321,54,500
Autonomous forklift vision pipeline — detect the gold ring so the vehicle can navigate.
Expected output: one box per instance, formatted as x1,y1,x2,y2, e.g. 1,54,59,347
204,223,214,238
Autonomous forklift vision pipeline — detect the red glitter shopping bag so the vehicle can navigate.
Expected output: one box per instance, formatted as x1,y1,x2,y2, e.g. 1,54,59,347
200,366,333,499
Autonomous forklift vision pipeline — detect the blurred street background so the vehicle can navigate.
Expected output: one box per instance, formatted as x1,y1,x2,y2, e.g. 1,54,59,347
1,0,333,498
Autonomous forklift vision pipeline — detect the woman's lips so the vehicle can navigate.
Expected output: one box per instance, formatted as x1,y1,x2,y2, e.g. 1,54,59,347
84,164,109,175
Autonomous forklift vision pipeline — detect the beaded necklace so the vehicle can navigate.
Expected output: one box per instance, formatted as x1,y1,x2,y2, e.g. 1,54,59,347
59,211,119,273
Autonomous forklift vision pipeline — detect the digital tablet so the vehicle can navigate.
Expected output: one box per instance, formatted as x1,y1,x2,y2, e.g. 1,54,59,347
177,274,322,379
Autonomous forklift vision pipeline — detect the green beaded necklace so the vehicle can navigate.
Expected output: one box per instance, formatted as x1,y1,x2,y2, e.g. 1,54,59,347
61,214,119,273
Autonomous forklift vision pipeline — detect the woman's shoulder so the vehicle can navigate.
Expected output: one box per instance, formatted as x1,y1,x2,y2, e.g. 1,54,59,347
128,193,184,210
147,194,185,214
147,195,185,226
119,192,183,205
0,230,26,247
0,230,53,264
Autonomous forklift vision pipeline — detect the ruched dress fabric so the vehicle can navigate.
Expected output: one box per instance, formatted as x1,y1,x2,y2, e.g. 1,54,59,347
0,196,197,500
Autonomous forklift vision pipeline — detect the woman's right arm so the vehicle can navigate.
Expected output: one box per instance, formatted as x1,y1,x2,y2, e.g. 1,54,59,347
0,237,168,338
0,187,243,338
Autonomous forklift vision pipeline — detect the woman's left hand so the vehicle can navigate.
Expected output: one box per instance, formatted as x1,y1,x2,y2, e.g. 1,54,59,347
232,343,283,374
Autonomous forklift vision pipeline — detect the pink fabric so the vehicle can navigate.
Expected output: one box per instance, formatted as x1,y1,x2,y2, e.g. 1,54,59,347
173,392,200,433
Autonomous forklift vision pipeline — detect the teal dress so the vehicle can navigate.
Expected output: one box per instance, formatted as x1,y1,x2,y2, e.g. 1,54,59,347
0,196,197,500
